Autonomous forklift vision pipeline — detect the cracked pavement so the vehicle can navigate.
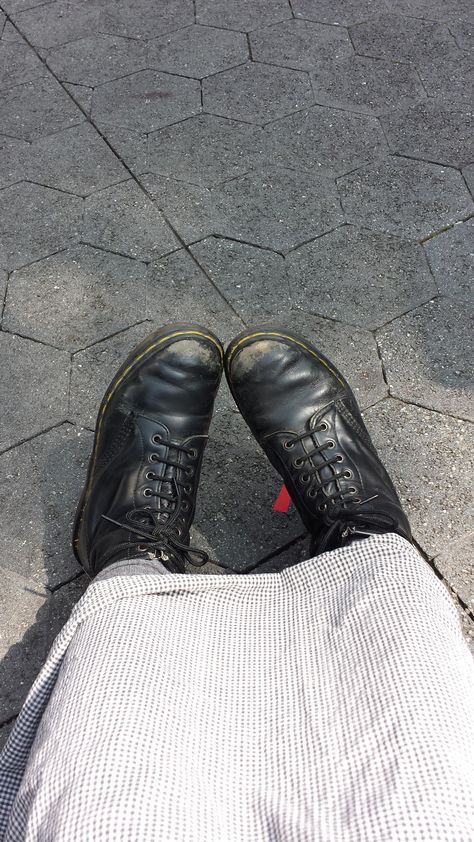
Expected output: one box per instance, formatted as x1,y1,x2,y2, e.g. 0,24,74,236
0,0,473,741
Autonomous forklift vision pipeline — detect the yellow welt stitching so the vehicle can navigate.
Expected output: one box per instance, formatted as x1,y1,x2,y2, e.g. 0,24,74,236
228,331,345,386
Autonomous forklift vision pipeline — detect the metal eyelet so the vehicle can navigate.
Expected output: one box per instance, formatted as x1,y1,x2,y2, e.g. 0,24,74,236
152,434,162,444
145,471,155,480
137,544,148,552
318,421,329,432
186,466,194,477
284,440,294,449
189,448,198,458
150,453,159,462
343,469,352,479
335,454,343,463
300,473,310,484
293,457,304,468
348,487,357,494
184,484,192,494
307,488,317,498
326,439,336,449
143,488,153,497
318,502,327,511
182,501,190,512
353,498,362,504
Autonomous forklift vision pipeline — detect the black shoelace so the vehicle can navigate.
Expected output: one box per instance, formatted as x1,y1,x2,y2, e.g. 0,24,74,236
101,435,208,568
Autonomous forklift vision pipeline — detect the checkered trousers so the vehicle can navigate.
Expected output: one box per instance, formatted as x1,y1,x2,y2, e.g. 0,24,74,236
0,534,473,841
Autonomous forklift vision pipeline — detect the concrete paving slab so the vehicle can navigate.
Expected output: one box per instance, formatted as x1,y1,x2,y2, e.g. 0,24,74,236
0,76,83,141
0,135,30,190
1,21,24,42
0,270,6,310
417,49,474,104
4,244,148,350
190,237,291,321
0,424,92,587
92,69,201,133
24,122,128,196
287,225,436,329
62,82,93,115
311,55,426,116
0,41,47,90
384,0,474,23
46,34,147,87
264,105,387,178
349,13,456,62
139,174,224,242
82,179,180,260
147,25,248,79
0,182,82,271
450,20,474,50
13,0,103,49
435,534,474,612
146,114,266,187
0,573,87,721
462,164,474,196
196,0,292,32
338,158,474,241
100,0,194,41
146,249,245,346
377,298,473,421
215,167,343,252
202,62,314,124
364,399,474,557
100,127,148,174
0,332,69,452
194,409,303,571
249,19,353,71
292,0,380,26
423,219,474,305
381,101,474,169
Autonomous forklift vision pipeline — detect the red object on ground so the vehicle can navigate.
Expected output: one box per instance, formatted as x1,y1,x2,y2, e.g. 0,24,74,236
273,484,292,513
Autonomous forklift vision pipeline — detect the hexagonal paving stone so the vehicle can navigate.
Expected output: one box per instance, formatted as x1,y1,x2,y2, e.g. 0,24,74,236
311,55,426,116
100,0,194,40
147,250,244,345
215,167,343,252
46,34,147,87
83,180,179,261
70,321,154,428
287,226,436,329
338,158,474,241
424,220,474,305
271,310,387,409
0,424,92,586
463,164,474,196
1,21,23,42
0,332,69,452
292,0,382,26
63,82,93,116
0,135,29,190
146,114,266,186
0,572,86,721
92,70,200,133
377,298,473,422
100,127,149,175
4,245,148,351
450,19,474,51
382,0,473,23
189,237,291,322
363,399,474,557
0,182,82,271
435,534,474,612
249,19,353,71
349,14,456,62
264,106,387,178
0,41,47,90
13,0,103,49
0,269,6,308
147,25,248,79
202,62,314,125
23,122,128,197
417,50,474,105
381,101,474,169
0,77,83,141
196,0,292,32
139,174,222,243
194,409,303,572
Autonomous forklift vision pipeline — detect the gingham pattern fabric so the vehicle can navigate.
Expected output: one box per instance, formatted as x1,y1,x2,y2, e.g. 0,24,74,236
1,533,473,841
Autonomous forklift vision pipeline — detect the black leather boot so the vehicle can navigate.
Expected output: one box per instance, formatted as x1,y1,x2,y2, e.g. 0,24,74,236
225,326,411,555
73,324,223,576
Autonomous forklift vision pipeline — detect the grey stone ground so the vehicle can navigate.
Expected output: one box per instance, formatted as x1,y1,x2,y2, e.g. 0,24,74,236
0,0,473,741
